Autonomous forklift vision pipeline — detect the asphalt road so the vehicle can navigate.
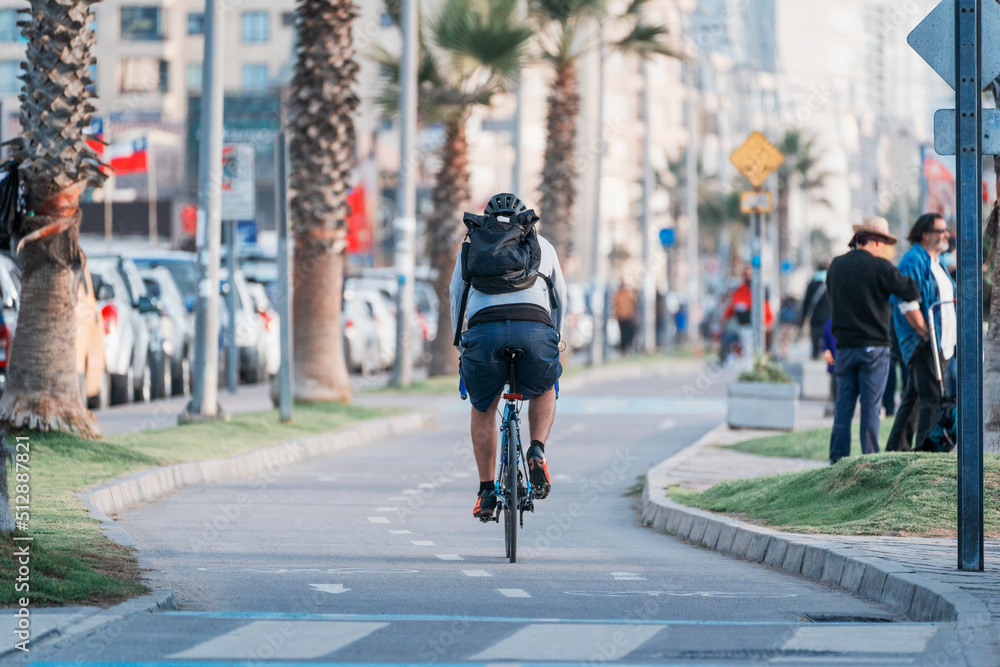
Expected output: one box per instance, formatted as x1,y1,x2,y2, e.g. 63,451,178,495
27,369,968,665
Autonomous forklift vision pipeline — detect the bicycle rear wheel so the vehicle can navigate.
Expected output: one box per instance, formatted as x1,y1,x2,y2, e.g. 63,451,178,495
505,417,518,563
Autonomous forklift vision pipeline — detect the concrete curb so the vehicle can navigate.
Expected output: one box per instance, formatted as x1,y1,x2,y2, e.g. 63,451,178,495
5,412,431,661
79,412,431,517
640,425,1000,665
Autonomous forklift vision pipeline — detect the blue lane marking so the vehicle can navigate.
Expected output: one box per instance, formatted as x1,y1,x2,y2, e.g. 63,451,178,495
33,663,736,667
158,610,933,627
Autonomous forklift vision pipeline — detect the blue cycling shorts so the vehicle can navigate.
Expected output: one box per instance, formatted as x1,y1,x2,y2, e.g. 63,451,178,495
459,320,562,412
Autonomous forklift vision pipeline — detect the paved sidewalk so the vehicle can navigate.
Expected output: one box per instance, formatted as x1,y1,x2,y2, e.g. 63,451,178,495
643,410,1000,665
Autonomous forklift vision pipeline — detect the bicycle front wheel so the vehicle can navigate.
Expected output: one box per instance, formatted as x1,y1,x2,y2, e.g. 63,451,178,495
505,417,518,563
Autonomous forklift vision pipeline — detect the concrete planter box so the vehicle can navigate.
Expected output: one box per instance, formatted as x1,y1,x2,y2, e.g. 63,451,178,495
783,360,831,400
727,381,800,430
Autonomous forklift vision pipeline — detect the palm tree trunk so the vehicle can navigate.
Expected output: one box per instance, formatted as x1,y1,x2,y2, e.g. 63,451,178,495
983,155,1000,452
288,0,358,402
292,232,351,401
777,184,790,299
0,184,98,437
539,62,580,263
428,118,470,377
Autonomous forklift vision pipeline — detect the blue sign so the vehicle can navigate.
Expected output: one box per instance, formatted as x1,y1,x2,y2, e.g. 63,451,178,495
780,260,795,274
659,228,676,248
237,220,257,246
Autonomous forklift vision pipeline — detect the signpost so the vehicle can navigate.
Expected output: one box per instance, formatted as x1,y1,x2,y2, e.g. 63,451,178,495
731,133,784,360
909,0,993,571
220,143,256,394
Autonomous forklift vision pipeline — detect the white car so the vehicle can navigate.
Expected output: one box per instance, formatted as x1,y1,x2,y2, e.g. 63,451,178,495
342,292,382,374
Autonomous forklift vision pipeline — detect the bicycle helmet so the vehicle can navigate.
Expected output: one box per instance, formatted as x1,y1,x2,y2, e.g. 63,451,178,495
484,192,527,217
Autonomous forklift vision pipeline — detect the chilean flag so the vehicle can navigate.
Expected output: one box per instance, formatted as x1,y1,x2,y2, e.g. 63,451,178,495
106,137,148,174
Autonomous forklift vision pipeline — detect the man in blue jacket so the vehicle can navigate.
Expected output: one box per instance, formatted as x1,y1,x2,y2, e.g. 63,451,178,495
886,213,956,452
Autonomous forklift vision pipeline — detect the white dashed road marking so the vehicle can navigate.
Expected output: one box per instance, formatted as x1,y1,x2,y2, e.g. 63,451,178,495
376,507,398,512
436,554,463,561
367,517,390,524
497,589,531,598
410,540,435,546
389,530,414,535
462,570,492,577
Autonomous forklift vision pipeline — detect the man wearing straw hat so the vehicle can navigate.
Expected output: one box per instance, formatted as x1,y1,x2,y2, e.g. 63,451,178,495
826,217,919,464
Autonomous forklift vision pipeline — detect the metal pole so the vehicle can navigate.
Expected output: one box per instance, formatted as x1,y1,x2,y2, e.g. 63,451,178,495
589,27,607,366
104,172,114,244
391,0,417,388
188,0,224,417
640,59,656,355
684,62,700,345
226,220,238,394
955,0,984,571
751,210,764,359
275,132,293,422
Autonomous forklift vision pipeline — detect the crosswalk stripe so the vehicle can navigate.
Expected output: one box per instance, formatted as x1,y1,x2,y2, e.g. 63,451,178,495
167,620,387,660
471,623,662,661
782,625,936,654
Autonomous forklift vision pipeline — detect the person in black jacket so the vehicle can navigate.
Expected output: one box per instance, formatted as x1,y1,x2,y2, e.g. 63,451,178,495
826,217,919,464
800,261,831,360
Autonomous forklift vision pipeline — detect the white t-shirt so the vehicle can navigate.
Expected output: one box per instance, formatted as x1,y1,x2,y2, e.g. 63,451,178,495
930,258,956,360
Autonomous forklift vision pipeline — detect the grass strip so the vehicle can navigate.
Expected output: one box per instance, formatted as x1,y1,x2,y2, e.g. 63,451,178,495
671,452,1000,537
722,417,898,462
2,401,391,607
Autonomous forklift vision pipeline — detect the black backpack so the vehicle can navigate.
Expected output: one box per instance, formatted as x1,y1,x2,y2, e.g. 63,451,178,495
453,209,555,345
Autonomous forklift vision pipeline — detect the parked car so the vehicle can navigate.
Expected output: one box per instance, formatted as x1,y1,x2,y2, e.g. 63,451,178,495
245,281,280,379
347,287,398,370
129,251,200,313
0,255,21,393
342,290,382,375
563,283,595,352
140,266,194,396
219,267,268,384
88,257,156,404
76,264,109,408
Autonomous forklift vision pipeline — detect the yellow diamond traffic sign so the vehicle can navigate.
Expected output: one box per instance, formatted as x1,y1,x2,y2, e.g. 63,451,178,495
730,132,785,188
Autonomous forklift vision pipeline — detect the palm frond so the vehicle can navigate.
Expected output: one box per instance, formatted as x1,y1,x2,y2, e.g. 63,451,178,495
529,0,605,24
614,22,678,59
431,0,532,81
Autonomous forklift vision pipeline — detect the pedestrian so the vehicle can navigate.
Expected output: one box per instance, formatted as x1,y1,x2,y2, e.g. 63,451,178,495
613,282,638,354
826,217,919,464
821,318,837,417
886,213,956,452
721,264,774,358
800,261,831,360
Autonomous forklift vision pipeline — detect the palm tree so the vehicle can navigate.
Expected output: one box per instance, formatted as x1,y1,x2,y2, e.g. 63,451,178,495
378,0,532,377
776,130,828,298
531,0,675,263
982,81,1000,452
0,0,104,532
287,0,359,402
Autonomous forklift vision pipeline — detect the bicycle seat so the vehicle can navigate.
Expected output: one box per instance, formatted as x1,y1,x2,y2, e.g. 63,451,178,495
497,347,526,363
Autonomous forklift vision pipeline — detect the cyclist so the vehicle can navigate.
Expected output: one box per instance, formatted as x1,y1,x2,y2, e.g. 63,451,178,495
450,193,567,520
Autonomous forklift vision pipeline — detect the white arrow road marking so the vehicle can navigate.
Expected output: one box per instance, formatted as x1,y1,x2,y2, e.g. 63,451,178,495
309,584,351,595
497,589,531,598
367,517,390,524
611,572,646,580
462,570,491,577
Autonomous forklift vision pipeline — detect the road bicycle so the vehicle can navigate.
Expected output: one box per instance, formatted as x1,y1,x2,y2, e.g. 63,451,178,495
461,347,547,563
